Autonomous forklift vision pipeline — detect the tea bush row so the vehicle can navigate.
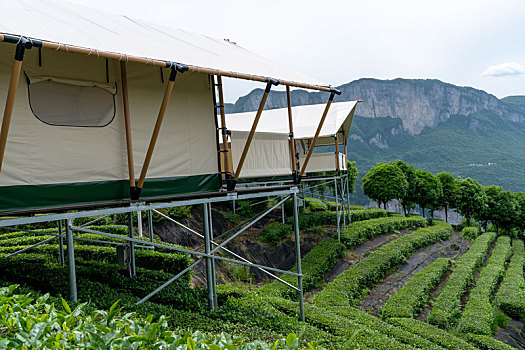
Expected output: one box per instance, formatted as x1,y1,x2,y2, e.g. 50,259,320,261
496,238,525,318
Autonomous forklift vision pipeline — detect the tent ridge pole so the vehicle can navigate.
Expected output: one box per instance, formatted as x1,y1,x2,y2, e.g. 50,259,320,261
136,67,183,197
298,91,337,178
216,76,232,179
286,86,298,183
229,78,278,190
120,61,136,197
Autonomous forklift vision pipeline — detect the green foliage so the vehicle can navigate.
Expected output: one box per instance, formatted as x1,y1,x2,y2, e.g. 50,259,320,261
427,231,497,329
314,220,452,307
362,163,408,209
0,285,307,349
261,222,293,245
288,208,388,229
152,206,193,222
481,186,518,233
72,215,112,226
379,258,452,319
460,226,481,241
391,160,418,216
437,172,457,219
456,235,512,335
496,238,525,319
455,177,487,226
461,333,516,350
339,215,426,248
387,318,477,350
414,169,443,218
347,160,358,194
303,197,329,212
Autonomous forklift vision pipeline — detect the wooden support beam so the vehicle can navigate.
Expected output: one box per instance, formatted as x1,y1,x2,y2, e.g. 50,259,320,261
0,49,24,175
120,61,136,192
343,131,348,170
136,69,177,195
299,93,336,178
286,86,298,176
335,133,340,171
230,80,277,188
216,76,232,175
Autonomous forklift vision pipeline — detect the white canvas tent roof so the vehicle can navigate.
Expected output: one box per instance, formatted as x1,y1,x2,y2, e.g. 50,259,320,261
0,0,329,91
224,101,358,146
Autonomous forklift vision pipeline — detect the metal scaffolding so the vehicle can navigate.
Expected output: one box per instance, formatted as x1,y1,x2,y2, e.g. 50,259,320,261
0,186,306,320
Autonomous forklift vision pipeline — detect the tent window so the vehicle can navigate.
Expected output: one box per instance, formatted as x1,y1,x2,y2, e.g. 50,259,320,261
28,79,116,127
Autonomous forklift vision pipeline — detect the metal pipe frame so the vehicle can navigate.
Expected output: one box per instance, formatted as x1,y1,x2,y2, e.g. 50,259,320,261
334,179,341,240
58,220,65,265
152,209,299,290
128,212,136,277
293,192,305,321
5,234,60,258
66,219,77,302
203,202,215,310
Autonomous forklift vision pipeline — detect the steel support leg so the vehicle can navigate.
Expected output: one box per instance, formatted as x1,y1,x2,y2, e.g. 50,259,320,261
208,203,218,308
66,219,77,302
346,175,352,224
58,220,65,266
340,177,346,229
148,209,154,242
334,179,341,241
137,210,143,237
203,203,215,311
281,195,285,224
129,212,136,277
293,192,305,322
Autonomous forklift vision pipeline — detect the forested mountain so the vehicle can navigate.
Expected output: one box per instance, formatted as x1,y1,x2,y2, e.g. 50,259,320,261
226,79,525,203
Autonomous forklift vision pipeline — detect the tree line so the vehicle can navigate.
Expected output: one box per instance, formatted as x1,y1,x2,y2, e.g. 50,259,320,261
362,160,525,234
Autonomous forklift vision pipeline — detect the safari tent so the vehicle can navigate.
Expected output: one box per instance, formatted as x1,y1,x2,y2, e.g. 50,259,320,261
0,0,340,214
223,101,359,180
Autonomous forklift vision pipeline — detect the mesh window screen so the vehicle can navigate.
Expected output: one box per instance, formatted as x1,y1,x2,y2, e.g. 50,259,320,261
28,79,116,127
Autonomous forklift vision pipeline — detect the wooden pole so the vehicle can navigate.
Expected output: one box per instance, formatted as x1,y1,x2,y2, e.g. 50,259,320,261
120,61,136,190
34,39,332,92
286,86,297,174
216,76,232,175
335,133,340,171
0,58,23,175
231,81,275,185
299,93,335,178
137,69,177,191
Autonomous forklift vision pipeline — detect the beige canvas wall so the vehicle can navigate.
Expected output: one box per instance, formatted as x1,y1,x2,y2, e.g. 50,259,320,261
0,43,218,187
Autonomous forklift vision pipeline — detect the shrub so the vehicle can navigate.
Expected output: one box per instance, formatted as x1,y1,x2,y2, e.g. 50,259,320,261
427,231,497,329
340,215,426,248
304,197,329,212
387,317,477,350
379,258,452,319
461,226,481,241
314,220,452,307
461,333,516,350
261,222,293,245
456,235,512,335
288,208,389,229
496,238,525,319
72,215,112,227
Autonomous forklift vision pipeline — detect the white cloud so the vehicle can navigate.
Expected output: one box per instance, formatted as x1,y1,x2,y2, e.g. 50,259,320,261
482,62,525,77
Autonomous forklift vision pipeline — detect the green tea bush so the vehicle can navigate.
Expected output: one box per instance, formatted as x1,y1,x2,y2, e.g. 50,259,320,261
379,258,452,319
0,285,308,349
261,222,293,245
427,231,497,329
72,215,112,227
340,215,426,248
456,235,512,335
461,333,516,350
288,208,389,229
496,238,525,318
314,220,452,307
387,317,477,350
304,197,329,212
461,226,481,241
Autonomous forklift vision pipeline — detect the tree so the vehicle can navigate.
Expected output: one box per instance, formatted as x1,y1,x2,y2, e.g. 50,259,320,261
514,192,525,232
362,163,408,209
482,186,518,233
391,160,417,216
436,172,457,222
455,177,487,226
347,160,358,194
414,169,442,218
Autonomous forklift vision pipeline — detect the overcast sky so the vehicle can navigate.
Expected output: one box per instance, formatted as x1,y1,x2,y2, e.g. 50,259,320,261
69,0,525,102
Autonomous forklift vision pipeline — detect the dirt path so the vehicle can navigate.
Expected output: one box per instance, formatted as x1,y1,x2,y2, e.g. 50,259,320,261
358,231,470,316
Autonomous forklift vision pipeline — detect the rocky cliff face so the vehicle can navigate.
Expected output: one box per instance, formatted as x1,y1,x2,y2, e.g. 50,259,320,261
226,78,525,135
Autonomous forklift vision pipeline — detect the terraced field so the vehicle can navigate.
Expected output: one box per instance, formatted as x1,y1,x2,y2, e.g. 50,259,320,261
1,203,524,349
